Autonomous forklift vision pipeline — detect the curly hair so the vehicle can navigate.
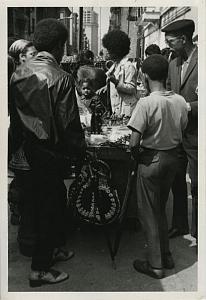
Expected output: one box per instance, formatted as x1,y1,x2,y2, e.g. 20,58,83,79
77,66,106,92
145,44,161,56
142,54,168,81
33,18,68,52
102,30,130,60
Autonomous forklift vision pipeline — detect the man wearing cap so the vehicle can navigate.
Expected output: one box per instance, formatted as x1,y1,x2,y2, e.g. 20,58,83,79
162,20,198,242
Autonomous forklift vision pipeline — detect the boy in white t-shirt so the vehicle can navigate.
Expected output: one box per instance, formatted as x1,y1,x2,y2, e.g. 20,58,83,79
128,54,188,279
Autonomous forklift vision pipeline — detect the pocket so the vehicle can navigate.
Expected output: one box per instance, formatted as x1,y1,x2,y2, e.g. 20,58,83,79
139,149,159,165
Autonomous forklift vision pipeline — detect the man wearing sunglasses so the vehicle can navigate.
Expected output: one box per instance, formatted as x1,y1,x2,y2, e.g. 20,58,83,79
162,20,198,245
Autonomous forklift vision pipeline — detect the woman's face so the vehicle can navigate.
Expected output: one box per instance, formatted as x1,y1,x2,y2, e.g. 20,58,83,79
25,46,37,60
19,46,37,64
107,50,117,61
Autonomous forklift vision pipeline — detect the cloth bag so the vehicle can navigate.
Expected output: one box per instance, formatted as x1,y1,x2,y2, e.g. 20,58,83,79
67,156,120,226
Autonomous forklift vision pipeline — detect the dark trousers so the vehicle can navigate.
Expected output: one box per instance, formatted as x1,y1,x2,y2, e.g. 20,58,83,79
136,148,178,268
31,173,67,271
15,171,37,256
171,141,198,239
184,145,198,239
171,146,189,232
24,141,68,271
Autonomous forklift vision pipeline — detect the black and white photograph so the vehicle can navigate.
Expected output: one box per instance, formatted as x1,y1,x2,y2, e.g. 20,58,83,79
1,1,206,299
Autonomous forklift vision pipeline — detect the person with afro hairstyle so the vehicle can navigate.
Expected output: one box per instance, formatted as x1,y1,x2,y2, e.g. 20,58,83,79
9,18,86,286
99,30,137,117
128,54,188,279
145,44,161,57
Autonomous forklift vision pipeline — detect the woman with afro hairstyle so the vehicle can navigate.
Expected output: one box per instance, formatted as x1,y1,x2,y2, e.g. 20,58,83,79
100,30,138,117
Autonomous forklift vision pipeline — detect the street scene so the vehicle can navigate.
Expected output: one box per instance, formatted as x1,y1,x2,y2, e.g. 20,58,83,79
6,5,199,293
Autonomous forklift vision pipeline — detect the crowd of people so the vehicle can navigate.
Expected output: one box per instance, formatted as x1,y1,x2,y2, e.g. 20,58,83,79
8,17,198,286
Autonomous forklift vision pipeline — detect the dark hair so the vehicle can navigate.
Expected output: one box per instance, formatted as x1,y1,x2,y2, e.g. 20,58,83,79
33,18,68,52
77,66,106,92
80,77,94,88
83,50,94,60
102,30,130,60
9,39,34,64
78,50,94,66
142,54,168,81
145,44,161,56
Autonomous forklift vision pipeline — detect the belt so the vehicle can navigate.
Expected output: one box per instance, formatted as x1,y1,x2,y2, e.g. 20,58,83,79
141,145,180,152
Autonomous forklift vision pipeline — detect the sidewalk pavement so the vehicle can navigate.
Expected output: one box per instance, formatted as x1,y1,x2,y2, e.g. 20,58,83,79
8,178,197,292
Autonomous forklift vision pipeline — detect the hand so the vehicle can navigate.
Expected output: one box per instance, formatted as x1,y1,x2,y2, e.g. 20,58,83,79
108,74,118,86
130,146,139,161
96,85,107,95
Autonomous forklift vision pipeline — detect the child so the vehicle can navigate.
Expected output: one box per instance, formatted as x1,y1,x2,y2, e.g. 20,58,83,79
127,54,188,279
79,78,106,133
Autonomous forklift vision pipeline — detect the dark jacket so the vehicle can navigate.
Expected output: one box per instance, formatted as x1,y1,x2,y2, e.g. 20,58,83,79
9,51,86,176
166,47,198,148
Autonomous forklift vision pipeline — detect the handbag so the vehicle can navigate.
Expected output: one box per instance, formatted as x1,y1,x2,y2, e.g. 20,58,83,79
67,154,120,226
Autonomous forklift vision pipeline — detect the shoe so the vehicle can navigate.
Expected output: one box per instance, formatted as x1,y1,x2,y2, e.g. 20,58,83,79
52,248,74,265
29,268,69,287
168,228,188,239
133,259,164,279
162,254,175,269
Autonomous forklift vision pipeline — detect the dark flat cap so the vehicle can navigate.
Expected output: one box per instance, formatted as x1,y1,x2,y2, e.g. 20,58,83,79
162,19,195,34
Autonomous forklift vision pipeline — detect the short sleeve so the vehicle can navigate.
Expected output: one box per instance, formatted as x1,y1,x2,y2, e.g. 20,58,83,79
127,99,148,134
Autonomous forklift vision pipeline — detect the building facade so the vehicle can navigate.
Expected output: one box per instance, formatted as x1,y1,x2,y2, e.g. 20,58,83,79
59,7,72,55
83,7,98,56
136,6,198,59
108,6,198,60
8,7,62,40
8,7,72,55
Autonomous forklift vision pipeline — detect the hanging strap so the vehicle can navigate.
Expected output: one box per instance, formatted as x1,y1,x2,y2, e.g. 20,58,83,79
112,159,138,259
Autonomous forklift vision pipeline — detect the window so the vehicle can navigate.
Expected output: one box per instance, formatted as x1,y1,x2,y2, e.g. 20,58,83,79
60,12,64,19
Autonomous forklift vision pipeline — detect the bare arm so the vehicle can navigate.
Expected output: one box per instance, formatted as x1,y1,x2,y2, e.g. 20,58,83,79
129,130,142,160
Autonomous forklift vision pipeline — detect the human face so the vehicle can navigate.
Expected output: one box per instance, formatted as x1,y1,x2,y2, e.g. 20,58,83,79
25,46,37,60
20,46,37,64
165,34,184,53
106,50,120,62
81,82,93,99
